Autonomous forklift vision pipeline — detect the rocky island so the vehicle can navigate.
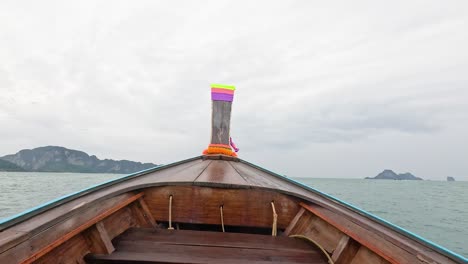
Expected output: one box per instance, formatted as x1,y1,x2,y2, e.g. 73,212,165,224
366,169,423,180
447,176,455,181
0,159,26,172
0,146,158,174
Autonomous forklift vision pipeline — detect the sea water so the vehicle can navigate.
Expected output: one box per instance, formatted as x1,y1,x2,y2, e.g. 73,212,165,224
295,178,468,258
0,172,466,257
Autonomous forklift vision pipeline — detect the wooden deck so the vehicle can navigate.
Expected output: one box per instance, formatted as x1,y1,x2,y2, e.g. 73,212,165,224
84,228,328,264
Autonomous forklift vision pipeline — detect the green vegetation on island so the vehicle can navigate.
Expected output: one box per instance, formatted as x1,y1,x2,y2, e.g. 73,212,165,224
0,146,158,174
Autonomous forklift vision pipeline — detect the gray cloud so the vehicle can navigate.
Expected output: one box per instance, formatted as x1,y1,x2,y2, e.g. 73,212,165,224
1,0,467,180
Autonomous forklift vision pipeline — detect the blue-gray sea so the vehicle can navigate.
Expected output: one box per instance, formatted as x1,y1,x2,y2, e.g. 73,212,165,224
0,172,466,257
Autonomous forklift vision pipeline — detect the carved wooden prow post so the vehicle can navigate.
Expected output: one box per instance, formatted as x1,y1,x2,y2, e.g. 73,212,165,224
203,84,238,157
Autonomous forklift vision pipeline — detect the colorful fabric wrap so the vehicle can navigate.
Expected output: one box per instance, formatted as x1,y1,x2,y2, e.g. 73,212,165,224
202,144,237,157
211,84,235,102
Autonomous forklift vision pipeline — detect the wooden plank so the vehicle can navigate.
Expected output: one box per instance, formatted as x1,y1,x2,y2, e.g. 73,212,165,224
129,202,151,228
116,242,324,261
194,160,247,185
332,235,349,261
85,250,325,264
34,234,90,264
17,193,143,264
0,230,28,255
128,197,157,228
285,210,343,253
332,235,360,264
154,159,211,183
137,197,157,227
210,100,232,145
101,207,137,240
144,186,301,229
86,229,327,264
283,208,305,236
0,193,135,263
350,246,389,264
202,155,240,162
83,222,115,254
114,228,314,251
230,161,297,190
300,202,423,264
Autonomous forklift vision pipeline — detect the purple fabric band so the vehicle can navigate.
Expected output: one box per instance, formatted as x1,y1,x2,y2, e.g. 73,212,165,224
212,92,234,102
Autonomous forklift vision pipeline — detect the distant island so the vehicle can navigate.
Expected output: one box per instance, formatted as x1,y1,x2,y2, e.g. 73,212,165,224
0,159,26,172
0,146,158,174
365,169,423,180
447,176,455,182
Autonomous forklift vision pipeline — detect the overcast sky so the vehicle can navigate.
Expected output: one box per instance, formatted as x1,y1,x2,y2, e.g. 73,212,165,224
1,1,467,180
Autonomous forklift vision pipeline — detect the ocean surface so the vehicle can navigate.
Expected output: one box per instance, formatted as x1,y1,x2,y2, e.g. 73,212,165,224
0,172,466,257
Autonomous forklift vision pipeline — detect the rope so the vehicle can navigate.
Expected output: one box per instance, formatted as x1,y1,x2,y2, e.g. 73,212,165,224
289,235,335,264
168,195,174,230
271,201,277,236
220,205,225,232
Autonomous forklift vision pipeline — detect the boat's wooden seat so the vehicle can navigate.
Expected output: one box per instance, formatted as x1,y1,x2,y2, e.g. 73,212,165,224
84,228,328,264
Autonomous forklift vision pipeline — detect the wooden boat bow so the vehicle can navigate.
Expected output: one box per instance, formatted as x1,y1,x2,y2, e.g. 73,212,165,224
0,84,466,264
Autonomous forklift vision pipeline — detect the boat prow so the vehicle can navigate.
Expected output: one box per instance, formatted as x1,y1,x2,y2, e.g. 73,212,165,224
0,155,465,264
1,84,465,263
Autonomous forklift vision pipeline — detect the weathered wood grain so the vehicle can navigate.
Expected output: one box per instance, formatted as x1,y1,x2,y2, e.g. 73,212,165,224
23,194,141,263
85,250,325,264
115,228,314,251
202,154,239,162
286,210,343,253
85,228,327,264
194,160,247,185
144,186,301,229
0,193,141,264
129,203,150,228
34,234,89,264
230,161,297,190
1,193,128,262
210,101,232,145
83,222,114,254
137,198,157,227
350,246,389,264
332,235,360,264
301,202,422,264
101,207,137,240
283,207,305,236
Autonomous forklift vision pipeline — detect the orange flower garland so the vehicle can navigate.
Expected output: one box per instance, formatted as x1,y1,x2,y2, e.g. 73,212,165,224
202,144,238,157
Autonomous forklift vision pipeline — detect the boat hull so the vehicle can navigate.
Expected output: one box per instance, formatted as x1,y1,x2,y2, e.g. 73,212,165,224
0,156,465,264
